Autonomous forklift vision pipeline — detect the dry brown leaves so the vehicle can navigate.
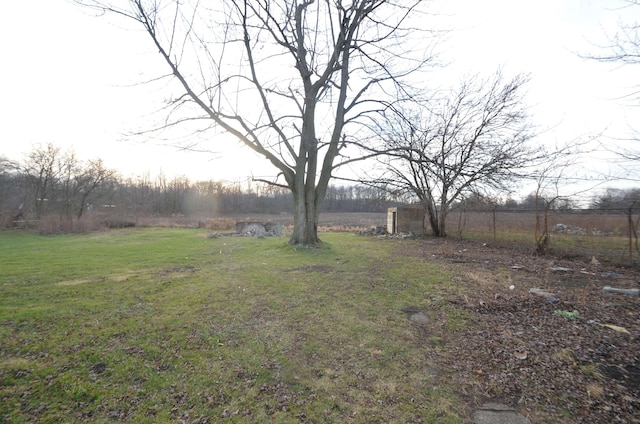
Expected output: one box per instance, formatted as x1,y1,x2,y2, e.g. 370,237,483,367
401,237,640,424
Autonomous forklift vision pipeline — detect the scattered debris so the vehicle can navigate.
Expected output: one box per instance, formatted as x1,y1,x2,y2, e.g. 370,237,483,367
513,351,528,360
409,312,430,325
401,307,430,325
207,221,285,238
603,286,639,296
401,237,640,423
550,266,573,273
370,226,387,235
553,223,612,236
235,221,283,236
528,288,560,303
390,231,414,239
555,223,568,232
599,323,631,334
357,226,388,236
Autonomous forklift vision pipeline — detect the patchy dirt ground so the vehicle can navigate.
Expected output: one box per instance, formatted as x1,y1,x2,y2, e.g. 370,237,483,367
399,237,640,424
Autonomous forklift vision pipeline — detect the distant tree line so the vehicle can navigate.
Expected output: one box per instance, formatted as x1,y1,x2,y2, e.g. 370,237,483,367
452,189,640,212
0,144,393,228
588,188,640,211
0,144,117,223
452,193,576,211
2,144,637,231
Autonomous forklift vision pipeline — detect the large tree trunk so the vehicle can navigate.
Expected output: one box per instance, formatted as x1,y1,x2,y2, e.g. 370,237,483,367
424,204,440,237
422,200,449,237
290,187,321,246
289,101,323,246
437,207,448,237
288,140,334,245
422,195,442,237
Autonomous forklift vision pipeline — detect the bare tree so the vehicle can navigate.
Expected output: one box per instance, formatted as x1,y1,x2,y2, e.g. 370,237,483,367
584,0,640,160
73,159,118,219
373,71,540,237
587,1,640,66
530,154,575,255
516,133,602,254
14,144,117,222
20,143,64,219
0,156,21,224
74,0,434,245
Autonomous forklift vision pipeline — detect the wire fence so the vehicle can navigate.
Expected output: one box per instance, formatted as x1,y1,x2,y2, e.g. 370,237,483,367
450,206,640,267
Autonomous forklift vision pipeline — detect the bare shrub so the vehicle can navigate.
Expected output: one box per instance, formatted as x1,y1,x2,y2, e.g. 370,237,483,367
1,214,14,229
73,215,108,232
318,224,355,233
198,217,236,231
36,215,64,235
34,214,109,234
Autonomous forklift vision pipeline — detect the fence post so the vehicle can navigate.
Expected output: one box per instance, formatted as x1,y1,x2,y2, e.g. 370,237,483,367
629,202,636,266
492,206,497,241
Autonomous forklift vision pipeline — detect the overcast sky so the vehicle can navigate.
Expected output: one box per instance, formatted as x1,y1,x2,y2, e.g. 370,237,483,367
1,0,639,189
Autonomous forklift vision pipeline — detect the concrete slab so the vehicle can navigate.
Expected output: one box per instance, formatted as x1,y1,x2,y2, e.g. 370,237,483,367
472,402,530,424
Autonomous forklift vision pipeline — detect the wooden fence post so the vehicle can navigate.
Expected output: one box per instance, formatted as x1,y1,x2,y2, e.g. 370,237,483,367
492,206,497,241
629,202,636,266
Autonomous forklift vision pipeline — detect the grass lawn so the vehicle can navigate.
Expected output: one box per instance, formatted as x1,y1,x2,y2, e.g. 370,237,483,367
0,229,466,423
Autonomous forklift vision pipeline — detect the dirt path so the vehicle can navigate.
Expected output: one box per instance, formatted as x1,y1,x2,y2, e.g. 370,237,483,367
398,237,640,423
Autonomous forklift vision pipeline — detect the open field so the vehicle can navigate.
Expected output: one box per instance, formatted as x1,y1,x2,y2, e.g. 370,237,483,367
0,229,464,423
226,211,637,266
2,227,638,423
20,209,639,266
216,210,638,266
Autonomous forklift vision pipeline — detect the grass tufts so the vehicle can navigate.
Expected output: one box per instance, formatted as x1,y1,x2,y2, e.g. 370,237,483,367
0,229,465,423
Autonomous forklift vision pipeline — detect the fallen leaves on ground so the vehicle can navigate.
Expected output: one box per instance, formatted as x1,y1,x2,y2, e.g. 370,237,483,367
400,237,640,424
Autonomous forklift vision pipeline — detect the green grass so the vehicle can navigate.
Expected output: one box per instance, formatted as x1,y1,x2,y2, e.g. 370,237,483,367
0,229,465,423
